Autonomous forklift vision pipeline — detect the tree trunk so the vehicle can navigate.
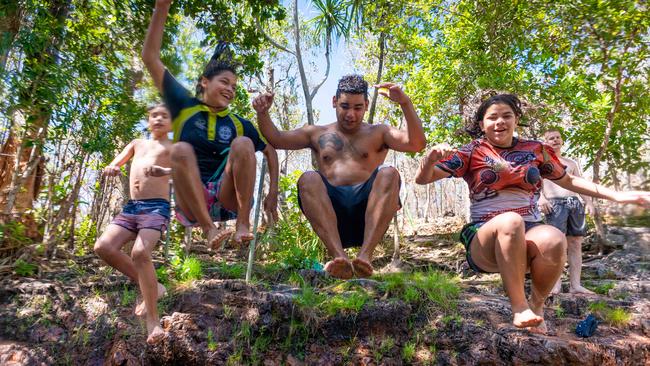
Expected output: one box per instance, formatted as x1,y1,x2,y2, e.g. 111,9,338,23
0,0,23,74
367,32,386,125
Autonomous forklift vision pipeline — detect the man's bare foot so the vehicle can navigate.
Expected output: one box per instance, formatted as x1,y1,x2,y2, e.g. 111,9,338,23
569,285,595,295
526,302,548,334
550,280,562,295
512,309,543,328
135,283,167,317
207,227,234,250
146,325,166,345
324,257,353,279
352,258,373,278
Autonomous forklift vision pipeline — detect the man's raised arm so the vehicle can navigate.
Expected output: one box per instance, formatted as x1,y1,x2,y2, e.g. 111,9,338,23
252,92,314,150
377,82,426,153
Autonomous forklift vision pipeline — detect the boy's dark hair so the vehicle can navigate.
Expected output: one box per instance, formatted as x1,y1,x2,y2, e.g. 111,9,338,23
147,103,168,112
336,74,368,99
466,94,523,138
195,41,238,97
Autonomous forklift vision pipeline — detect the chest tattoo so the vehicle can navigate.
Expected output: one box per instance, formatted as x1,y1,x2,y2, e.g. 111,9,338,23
318,133,344,151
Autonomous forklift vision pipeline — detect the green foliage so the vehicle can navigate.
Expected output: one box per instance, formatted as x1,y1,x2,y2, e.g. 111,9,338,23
293,285,326,309
14,259,38,277
73,215,97,256
213,260,246,279
259,171,326,271
375,270,460,312
207,329,217,352
588,300,632,328
0,221,31,247
320,290,370,316
402,341,416,363
586,281,615,296
120,285,137,307
178,255,203,282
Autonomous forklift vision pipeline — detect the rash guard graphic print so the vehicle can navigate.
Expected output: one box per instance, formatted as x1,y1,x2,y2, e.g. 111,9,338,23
436,138,565,222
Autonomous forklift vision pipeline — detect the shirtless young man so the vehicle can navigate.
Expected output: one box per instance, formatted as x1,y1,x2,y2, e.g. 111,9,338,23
94,104,172,344
253,75,426,279
539,129,595,294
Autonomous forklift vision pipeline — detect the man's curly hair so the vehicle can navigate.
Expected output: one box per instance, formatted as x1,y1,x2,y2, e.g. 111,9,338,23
336,74,368,99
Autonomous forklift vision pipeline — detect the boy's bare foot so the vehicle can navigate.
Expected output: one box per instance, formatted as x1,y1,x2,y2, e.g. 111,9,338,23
569,285,595,295
146,325,166,345
512,308,543,328
135,283,167,316
207,227,234,250
352,258,373,278
324,257,353,279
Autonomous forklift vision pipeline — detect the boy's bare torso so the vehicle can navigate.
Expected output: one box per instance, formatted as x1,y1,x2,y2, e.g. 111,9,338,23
309,123,389,186
129,139,172,200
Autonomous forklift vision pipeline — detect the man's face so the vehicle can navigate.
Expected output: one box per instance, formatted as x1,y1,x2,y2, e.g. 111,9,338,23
543,131,563,152
148,106,172,136
333,93,368,132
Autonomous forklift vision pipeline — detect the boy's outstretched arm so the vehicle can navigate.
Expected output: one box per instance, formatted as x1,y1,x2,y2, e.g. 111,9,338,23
262,144,279,224
142,0,172,91
104,140,137,176
253,92,314,150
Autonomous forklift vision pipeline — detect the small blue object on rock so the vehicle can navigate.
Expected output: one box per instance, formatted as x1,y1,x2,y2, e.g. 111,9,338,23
575,314,598,337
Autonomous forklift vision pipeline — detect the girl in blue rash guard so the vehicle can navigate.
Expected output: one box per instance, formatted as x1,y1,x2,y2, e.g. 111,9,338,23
141,0,279,247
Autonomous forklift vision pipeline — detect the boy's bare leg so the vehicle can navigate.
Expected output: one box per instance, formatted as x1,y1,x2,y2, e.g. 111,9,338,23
567,236,594,294
354,167,401,278
94,224,166,315
217,137,256,244
131,228,165,344
94,224,138,280
470,212,544,329
297,171,352,279
171,142,225,248
524,225,567,334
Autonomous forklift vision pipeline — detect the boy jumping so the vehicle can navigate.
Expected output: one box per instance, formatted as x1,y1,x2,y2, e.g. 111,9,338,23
94,104,173,344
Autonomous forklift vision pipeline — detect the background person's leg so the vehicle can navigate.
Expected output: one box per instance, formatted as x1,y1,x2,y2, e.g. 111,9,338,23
470,212,543,328
217,137,256,244
297,171,352,279
94,224,138,280
355,167,400,277
567,235,593,293
131,228,164,343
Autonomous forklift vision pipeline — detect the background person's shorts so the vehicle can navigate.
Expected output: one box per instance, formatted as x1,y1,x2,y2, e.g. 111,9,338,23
544,196,586,236
111,198,170,233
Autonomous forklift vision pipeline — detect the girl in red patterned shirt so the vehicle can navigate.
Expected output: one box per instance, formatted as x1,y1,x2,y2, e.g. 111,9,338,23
416,94,650,333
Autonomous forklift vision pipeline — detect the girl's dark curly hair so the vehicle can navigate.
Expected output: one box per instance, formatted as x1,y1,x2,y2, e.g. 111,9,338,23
465,93,523,138
195,41,238,97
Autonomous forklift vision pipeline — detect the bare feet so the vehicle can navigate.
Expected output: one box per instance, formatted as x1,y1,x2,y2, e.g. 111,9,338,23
526,302,548,334
146,324,166,345
551,280,562,295
324,257,353,279
135,283,167,317
512,308,544,328
207,227,234,250
352,258,374,278
569,285,595,294
233,223,254,245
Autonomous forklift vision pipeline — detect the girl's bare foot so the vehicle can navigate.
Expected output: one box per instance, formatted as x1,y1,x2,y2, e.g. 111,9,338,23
352,258,373,278
512,308,543,328
526,302,548,334
135,283,167,316
324,257,353,279
550,280,562,295
233,223,254,245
